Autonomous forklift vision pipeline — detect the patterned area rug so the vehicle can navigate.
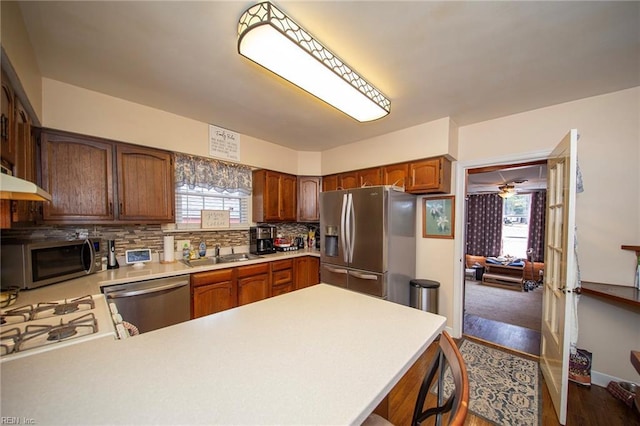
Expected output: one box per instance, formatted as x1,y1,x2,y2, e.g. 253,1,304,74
437,339,540,425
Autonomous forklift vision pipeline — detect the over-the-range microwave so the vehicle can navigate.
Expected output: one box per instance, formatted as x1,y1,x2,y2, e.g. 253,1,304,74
0,239,103,290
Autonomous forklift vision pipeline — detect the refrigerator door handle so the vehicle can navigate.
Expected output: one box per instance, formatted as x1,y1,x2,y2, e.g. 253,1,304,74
341,193,349,263
323,265,348,275
348,271,378,280
348,193,355,263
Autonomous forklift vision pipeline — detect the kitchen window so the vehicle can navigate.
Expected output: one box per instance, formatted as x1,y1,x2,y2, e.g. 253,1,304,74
174,153,252,229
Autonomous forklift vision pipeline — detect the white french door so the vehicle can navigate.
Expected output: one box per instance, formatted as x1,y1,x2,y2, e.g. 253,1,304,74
540,129,579,425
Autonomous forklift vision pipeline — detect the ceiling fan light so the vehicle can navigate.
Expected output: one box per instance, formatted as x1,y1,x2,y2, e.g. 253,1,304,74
237,1,390,122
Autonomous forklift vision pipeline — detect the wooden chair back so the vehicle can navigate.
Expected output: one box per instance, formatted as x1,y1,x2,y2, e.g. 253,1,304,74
411,331,469,426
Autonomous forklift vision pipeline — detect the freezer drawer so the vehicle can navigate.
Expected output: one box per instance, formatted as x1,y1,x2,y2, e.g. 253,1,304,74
321,263,348,289
348,269,386,299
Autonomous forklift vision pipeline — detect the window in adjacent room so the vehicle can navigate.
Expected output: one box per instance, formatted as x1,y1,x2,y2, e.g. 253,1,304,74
501,193,532,258
174,153,252,229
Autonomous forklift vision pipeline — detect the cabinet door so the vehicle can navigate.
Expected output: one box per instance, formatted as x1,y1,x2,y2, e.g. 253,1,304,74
358,167,382,187
1,72,15,167
192,281,236,318
116,145,175,222
322,174,338,192
382,163,409,188
264,171,281,221
237,263,270,305
191,269,236,318
280,173,297,221
11,100,37,223
41,133,115,222
297,176,320,222
406,157,451,193
295,256,320,290
339,171,358,189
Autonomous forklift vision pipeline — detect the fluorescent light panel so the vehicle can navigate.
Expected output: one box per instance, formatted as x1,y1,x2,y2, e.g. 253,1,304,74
238,2,390,122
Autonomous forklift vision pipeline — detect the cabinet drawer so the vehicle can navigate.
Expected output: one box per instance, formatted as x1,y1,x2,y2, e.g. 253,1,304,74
237,262,269,278
191,268,233,287
272,259,293,271
272,269,293,286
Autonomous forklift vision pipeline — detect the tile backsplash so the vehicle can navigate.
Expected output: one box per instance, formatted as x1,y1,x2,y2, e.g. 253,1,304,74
1,223,317,258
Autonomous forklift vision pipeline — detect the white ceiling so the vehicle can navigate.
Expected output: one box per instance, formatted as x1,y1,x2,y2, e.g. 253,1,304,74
16,1,640,152
466,163,547,195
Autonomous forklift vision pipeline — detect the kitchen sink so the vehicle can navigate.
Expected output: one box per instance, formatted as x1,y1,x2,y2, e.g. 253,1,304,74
182,253,262,267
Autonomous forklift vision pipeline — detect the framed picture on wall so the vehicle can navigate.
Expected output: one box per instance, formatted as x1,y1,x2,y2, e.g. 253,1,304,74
423,196,455,239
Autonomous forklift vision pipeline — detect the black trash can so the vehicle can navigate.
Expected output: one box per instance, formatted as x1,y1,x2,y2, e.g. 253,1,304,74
410,279,440,314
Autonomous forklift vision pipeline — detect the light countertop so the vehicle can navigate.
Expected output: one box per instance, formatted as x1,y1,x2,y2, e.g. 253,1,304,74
11,249,320,306
1,284,446,425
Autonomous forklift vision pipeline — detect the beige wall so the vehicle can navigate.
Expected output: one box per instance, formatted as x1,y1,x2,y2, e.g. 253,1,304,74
1,1,43,122
320,117,455,175
41,78,311,176
459,87,640,383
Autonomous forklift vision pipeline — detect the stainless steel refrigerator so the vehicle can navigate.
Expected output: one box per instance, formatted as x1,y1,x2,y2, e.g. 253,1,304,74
320,185,416,306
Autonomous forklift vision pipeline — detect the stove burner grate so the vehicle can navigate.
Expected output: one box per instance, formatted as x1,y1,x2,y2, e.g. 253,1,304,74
32,295,95,319
47,325,78,341
16,313,98,352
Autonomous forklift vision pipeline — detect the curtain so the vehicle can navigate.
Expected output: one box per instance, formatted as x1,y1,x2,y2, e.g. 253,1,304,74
174,153,252,195
527,190,546,262
466,194,503,257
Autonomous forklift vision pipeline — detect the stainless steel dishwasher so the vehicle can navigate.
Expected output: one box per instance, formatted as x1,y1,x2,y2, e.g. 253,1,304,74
103,275,190,334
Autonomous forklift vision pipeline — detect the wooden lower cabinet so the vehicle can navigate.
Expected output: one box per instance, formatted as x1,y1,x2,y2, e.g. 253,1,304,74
295,256,320,290
237,263,270,306
271,259,294,296
191,268,236,319
191,257,320,317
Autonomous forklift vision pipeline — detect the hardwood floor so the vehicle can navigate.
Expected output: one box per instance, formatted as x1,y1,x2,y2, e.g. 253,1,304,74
384,338,640,426
464,314,541,356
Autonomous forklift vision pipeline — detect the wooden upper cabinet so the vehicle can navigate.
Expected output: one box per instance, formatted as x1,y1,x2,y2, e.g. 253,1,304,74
322,174,338,192
339,171,358,189
280,173,297,221
117,145,174,222
406,157,451,194
40,129,175,224
358,167,382,187
253,169,297,222
41,132,115,222
1,71,16,168
11,99,38,224
382,163,409,188
297,176,320,222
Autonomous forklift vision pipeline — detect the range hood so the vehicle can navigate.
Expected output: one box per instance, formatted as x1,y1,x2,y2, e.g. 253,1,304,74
0,173,52,201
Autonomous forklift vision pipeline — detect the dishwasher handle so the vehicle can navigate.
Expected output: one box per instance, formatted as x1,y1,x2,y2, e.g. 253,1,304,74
105,278,189,299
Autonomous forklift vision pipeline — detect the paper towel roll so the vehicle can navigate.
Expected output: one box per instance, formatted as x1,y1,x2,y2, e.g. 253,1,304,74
163,235,175,263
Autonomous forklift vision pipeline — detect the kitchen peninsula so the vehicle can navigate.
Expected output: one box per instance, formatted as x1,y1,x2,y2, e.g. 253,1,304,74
1,284,445,425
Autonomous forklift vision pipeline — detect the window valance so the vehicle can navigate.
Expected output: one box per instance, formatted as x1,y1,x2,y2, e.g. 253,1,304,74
175,153,252,195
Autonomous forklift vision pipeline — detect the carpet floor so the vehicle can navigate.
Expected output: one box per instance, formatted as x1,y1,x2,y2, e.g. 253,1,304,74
464,279,542,331
439,339,540,425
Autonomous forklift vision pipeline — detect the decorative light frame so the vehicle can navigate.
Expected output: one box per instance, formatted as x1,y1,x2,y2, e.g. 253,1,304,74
237,1,390,122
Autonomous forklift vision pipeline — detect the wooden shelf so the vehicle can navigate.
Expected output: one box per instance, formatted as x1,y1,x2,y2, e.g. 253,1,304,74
621,245,640,256
581,281,640,310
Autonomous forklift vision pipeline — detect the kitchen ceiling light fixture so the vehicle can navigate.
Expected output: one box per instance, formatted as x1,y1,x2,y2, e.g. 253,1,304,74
237,1,390,122
498,184,516,199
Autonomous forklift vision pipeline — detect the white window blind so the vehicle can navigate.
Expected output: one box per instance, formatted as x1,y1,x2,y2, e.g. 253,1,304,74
176,184,249,229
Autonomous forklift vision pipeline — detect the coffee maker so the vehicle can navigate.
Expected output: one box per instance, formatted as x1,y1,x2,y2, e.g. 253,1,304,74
249,225,276,255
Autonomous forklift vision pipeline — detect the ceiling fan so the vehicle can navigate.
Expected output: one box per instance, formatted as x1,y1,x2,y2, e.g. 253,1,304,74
498,179,528,199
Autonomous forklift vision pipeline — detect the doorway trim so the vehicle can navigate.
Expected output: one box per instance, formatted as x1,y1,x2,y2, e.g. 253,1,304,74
452,149,553,338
